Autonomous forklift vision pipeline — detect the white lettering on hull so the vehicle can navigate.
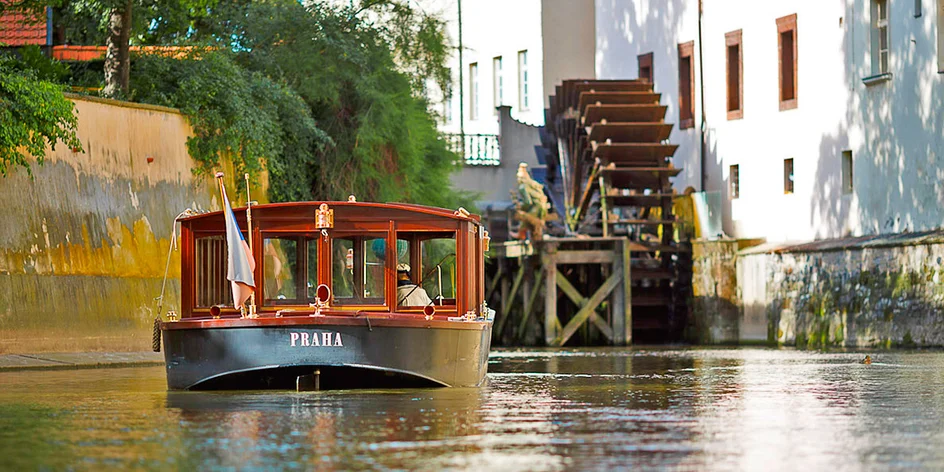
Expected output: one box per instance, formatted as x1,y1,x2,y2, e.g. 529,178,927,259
290,331,344,347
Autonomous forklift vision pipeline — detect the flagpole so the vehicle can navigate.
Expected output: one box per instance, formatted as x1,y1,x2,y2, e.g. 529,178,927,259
244,173,257,318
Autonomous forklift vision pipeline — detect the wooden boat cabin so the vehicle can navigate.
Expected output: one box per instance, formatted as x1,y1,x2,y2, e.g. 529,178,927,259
161,200,493,390
180,201,488,319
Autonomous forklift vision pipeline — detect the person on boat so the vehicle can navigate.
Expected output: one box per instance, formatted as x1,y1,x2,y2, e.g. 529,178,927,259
396,263,432,307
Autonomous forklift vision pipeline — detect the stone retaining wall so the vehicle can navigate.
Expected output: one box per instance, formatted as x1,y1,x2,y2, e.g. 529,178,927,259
0,95,233,353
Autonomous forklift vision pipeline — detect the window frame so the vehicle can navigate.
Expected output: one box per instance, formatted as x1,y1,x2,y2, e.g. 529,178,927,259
725,30,744,120
677,41,695,129
841,150,854,195
938,1,944,72
493,56,503,115
638,52,654,83
469,62,479,121
328,232,392,309
517,50,529,111
192,233,231,309
873,0,890,75
777,14,798,111
260,234,322,306
783,158,795,195
395,230,459,313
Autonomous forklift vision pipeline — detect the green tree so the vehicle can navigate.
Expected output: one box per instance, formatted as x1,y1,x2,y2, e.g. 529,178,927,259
0,64,82,176
131,50,331,180
216,0,465,207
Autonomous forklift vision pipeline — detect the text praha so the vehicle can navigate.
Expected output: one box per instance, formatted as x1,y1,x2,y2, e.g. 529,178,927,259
290,331,343,347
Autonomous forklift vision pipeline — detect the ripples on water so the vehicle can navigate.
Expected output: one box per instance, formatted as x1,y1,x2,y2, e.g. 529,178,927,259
1,348,943,471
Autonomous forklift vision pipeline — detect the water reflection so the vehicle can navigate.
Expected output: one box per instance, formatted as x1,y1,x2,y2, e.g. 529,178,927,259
1,349,943,470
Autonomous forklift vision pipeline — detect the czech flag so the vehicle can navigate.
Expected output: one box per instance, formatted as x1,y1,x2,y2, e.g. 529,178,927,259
219,179,256,309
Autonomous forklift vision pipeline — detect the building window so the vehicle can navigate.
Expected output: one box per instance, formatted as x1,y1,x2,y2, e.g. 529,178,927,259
841,150,853,194
638,52,653,83
444,97,452,124
517,50,529,111
725,30,743,120
493,56,503,115
678,41,695,129
730,165,739,199
872,0,890,74
783,158,794,194
777,14,798,110
915,0,922,17
939,2,944,72
469,62,479,120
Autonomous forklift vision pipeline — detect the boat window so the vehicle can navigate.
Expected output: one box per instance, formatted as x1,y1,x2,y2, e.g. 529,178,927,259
194,234,232,307
263,236,318,305
331,235,386,305
421,238,457,305
396,232,457,307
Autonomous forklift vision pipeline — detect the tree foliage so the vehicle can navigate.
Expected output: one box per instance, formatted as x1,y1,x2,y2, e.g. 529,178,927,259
0,63,82,176
128,0,468,208
131,51,331,180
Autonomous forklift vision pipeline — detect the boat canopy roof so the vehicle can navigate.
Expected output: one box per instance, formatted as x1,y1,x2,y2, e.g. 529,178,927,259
181,201,482,227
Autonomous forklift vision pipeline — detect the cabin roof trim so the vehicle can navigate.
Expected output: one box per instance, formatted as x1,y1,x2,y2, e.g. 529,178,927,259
180,201,482,224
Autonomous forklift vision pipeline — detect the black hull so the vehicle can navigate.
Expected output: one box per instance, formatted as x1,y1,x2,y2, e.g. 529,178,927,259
162,322,492,390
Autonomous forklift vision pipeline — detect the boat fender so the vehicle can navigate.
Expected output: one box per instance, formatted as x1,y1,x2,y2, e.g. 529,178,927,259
151,317,161,352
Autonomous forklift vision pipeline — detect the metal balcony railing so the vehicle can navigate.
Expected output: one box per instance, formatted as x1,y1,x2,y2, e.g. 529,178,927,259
443,133,501,166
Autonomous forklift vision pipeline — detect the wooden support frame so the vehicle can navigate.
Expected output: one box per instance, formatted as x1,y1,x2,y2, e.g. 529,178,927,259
551,267,622,346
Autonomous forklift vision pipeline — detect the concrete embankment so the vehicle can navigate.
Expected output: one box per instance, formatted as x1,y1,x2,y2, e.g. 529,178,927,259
691,231,944,348
0,351,163,371
0,95,253,354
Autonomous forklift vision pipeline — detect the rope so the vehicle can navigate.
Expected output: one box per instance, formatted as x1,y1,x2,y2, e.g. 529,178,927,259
152,209,193,353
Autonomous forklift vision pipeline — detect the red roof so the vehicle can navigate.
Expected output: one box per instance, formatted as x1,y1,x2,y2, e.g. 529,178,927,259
51,45,199,61
0,7,47,47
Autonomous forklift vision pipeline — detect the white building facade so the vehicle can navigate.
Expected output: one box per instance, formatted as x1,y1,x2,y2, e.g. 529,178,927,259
595,0,944,243
430,0,547,136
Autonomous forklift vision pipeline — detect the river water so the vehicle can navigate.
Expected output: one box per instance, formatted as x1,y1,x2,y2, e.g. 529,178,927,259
1,348,943,471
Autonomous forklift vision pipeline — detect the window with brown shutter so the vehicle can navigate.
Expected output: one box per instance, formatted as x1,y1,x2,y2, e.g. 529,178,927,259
677,41,695,129
638,52,653,83
725,30,743,120
784,158,794,194
777,14,798,110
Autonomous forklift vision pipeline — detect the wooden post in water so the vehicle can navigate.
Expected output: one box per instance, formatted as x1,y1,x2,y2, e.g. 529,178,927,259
543,242,559,344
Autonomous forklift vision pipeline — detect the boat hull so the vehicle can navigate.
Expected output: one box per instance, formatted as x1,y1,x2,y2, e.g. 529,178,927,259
161,321,492,390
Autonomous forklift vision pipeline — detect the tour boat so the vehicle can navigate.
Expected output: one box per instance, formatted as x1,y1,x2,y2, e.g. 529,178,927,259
159,198,493,390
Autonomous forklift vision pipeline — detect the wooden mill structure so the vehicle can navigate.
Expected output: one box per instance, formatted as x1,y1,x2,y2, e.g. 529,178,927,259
490,79,691,346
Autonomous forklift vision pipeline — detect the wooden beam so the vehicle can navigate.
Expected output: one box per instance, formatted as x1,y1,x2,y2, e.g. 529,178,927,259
517,266,545,339
599,175,609,237
555,272,614,342
550,267,622,346
554,250,616,265
485,264,503,302
622,239,633,344
543,248,559,344
496,262,526,336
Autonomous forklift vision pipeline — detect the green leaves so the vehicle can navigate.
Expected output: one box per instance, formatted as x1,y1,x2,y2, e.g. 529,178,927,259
123,0,469,209
131,50,330,182
0,65,82,177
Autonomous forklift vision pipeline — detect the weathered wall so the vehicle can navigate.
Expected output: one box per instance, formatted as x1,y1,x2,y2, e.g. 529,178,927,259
0,95,221,353
690,238,765,344
750,234,944,348
691,240,740,344
451,106,543,209
541,0,595,100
